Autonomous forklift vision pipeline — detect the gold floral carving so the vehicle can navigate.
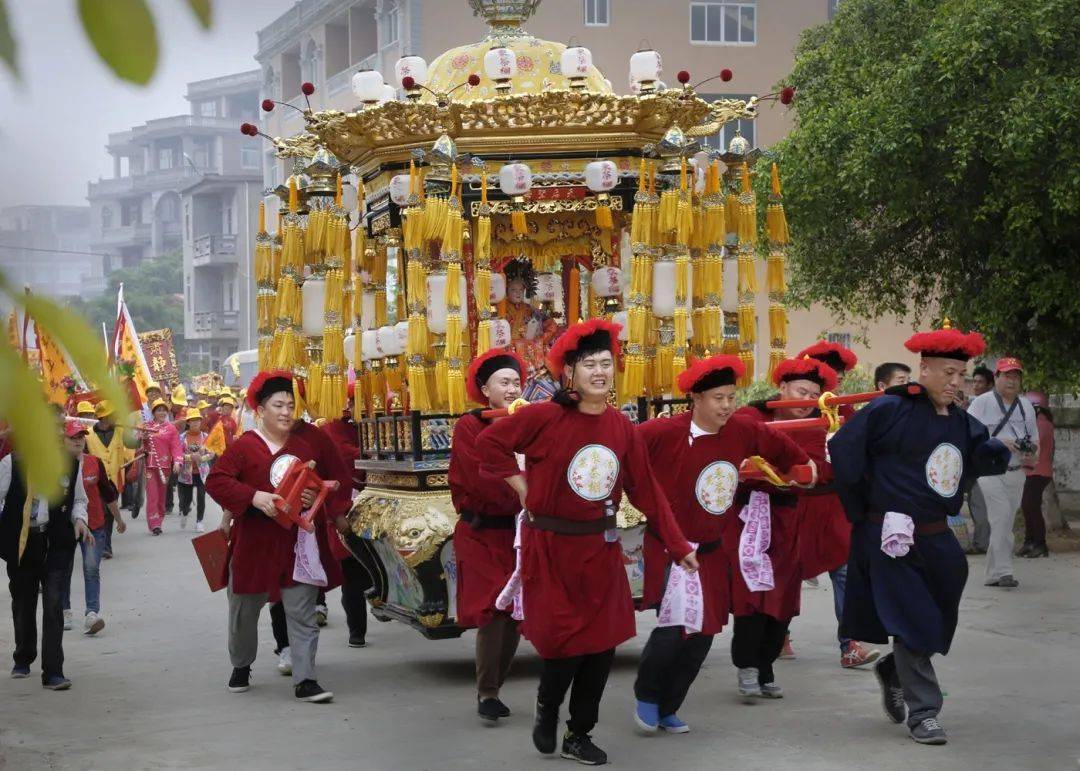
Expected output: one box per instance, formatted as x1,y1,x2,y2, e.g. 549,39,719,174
469,195,623,218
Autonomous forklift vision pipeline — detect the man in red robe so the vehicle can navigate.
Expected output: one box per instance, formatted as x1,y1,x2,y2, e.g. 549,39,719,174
319,383,371,649
477,319,697,766
633,354,809,734
795,340,880,667
450,347,527,723
206,370,351,703
725,357,831,700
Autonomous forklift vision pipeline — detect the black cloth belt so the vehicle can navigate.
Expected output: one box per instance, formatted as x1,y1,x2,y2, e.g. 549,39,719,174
801,482,836,497
459,510,516,530
866,511,949,536
696,537,723,555
735,488,798,509
526,513,616,535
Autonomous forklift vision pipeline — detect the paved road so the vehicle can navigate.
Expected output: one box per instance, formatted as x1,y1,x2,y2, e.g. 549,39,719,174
2,500,1079,770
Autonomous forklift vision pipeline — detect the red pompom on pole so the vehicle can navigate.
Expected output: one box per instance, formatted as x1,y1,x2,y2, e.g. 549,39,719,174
401,75,416,89
301,82,315,96
467,73,481,87
780,86,796,105
261,98,274,112
720,68,733,82
676,70,691,84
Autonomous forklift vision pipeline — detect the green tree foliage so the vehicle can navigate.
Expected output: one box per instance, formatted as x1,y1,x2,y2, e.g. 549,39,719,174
71,250,185,346
774,0,1080,387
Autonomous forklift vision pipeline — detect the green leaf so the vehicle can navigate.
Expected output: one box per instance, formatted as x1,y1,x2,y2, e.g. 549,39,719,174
0,277,129,426
0,0,17,78
77,0,158,85
184,0,211,29
0,341,66,501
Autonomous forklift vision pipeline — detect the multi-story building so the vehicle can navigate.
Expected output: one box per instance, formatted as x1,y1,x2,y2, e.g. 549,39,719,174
86,70,264,371
0,205,102,300
254,0,916,373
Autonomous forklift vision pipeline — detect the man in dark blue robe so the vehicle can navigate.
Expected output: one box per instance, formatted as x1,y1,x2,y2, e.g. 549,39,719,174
829,325,1010,746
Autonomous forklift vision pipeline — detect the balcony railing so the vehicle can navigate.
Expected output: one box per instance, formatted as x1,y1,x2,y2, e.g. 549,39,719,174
193,310,239,335
192,234,238,266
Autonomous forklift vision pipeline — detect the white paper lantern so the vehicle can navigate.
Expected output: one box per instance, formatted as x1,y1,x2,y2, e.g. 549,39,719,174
490,319,512,349
591,266,622,298
359,292,377,330
489,272,506,303
721,256,739,313
425,273,467,334
361,330,380,361
351,69,384,102
611,311,629,341
629,50,662,83
394,55,428,87
584,160,618,193
535,272,560,304
379,83,397,103
628,75,641,95
651,262,676,318
484,46,517,81
376,324,403,356
560,46,592,78
343,333,357,366
394,321,409,352
498,162,532,196
389,174,410,206
301,278,326,337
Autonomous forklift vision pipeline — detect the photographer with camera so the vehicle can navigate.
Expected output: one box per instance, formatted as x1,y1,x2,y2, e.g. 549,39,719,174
967,358,1039,588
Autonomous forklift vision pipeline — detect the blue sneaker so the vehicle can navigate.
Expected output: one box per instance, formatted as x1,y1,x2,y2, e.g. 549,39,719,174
11,665,31,679
634,699,659,734
659,714,690,734
42,676,71,690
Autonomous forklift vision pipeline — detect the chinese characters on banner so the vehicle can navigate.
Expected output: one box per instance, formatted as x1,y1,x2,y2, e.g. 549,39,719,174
138,328,179,387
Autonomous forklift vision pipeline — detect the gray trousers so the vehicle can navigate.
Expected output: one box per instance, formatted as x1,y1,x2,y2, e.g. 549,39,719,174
968,484,990,551
893,638,942,728
228,582,320,684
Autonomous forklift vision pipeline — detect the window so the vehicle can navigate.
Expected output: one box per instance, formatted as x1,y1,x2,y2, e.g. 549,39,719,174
699,94,756,151
101,207,113,230
198,100,217,117
241,145,261,170
158,148,174,169
381,3,399,46
827,331,853,349
584,0,609,26
690,2,756,44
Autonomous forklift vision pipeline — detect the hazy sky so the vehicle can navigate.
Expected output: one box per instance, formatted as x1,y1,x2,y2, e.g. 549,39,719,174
0,0,295,209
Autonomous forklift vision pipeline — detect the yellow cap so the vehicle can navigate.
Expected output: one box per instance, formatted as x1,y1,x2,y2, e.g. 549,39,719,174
184,408,203,422
151,398,169,412
146,382,161,394
196,400,211,410
95,400,116,418
219,396,237,407
76,400,96,416
172,384,187,403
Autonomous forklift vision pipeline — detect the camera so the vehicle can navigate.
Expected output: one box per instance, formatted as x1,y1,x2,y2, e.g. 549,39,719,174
1014,436,1036,454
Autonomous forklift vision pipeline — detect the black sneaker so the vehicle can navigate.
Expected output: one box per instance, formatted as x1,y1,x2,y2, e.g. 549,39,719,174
478,696,511,722
227,666,250,693
561,731,608,766
909,716,948,745
348,636,367,648
532,700,558,755
874,655,905,724
295,679,334,703
152,527,162,536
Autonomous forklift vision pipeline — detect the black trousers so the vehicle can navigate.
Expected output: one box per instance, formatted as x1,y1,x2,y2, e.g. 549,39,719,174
122,464,143,518
537,648,615,735
731,613,790,685
7,531,73,681
634,626,714,716
341,556,370,640
165,471,177,511
177,477,206,521
270,600,289,654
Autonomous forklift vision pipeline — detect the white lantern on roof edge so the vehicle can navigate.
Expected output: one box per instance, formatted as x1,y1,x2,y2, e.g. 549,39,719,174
498,163,532,197
351,69,384,103
394,55,428,87
389,174,411,206
301,278,326,337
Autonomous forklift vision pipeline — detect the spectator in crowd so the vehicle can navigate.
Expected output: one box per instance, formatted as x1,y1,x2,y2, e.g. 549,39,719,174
971,366,994,397
964,365,997,554
1019,392,1055,558
874,362,911,391
967,358,1038,588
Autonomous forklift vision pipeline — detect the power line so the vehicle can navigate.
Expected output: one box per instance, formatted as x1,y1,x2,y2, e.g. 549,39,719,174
0,244,115,258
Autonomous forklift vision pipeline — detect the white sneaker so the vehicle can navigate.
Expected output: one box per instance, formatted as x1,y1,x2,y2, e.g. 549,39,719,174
180,514,188,529
316,604,328,627
84,611,105,636
195,521,205,533
737,667,762,698
63,609,73,631
278,647,292,676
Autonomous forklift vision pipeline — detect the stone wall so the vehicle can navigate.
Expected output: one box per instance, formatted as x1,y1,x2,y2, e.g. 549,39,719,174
1050,395,1079,515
